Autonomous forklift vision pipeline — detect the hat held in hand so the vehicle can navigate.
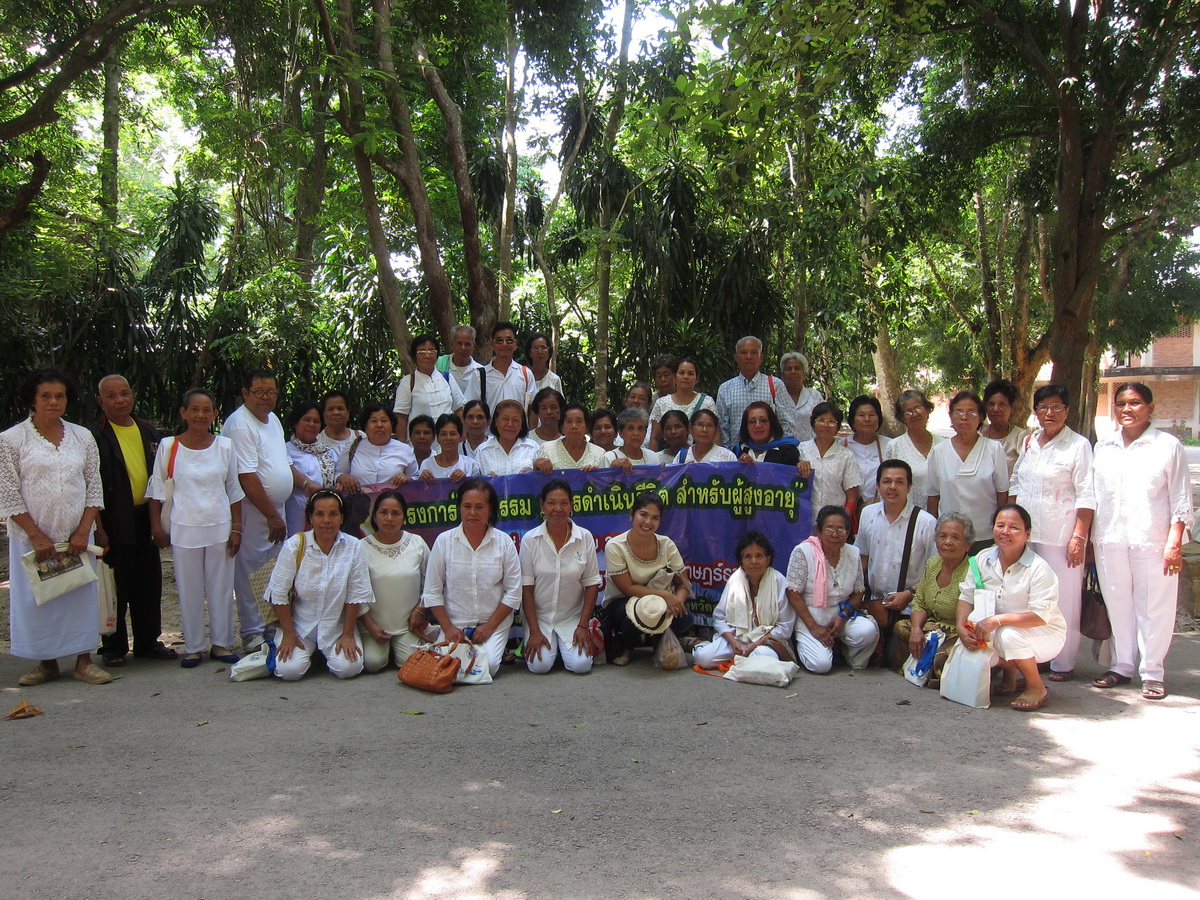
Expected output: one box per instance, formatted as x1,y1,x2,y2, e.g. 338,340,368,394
627,594,674,635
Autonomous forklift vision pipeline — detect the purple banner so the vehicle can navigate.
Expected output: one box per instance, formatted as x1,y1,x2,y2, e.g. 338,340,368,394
354,462,811,623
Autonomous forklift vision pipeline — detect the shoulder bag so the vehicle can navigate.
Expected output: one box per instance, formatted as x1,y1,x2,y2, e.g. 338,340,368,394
159,437,181,536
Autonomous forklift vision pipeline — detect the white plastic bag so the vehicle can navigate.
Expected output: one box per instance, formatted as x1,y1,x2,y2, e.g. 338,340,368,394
722,654,800,687
229,640,276,682
903,630,943,688
939,641,992,708
442,641,492,684
21,543,100,606
96,554,117,636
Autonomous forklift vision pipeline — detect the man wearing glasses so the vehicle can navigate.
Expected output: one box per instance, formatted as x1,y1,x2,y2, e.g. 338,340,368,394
462,321,535,418
224,369,292,653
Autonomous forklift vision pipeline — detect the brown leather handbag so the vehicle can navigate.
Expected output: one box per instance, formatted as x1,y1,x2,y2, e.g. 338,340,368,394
397,641,471,694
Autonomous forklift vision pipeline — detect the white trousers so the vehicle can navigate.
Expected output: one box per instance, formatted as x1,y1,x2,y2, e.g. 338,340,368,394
990,623,1065,664
1094,542,1178,682
273,625,364,681
693,638,780,670
795,615,878,673
232,502,283,640
435,620,513,677
525,623,593,674
360,629,423,673
172,544,235,654
1031,542,1085,672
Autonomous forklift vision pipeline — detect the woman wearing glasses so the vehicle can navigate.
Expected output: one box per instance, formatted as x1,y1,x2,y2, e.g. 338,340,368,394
392,334,464,443
884,389,942,509
926,391,1009,552
1009,385,1095,682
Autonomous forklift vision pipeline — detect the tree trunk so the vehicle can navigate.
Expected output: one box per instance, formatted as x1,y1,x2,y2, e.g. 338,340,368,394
0,151,51,237
293,40,329,286
497,24,520,320
99,40,123,226
592,0,635,407
413,34,495,345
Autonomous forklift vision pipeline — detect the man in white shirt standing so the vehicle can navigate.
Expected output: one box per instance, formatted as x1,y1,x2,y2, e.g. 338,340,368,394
856,459,938,666
461,321,535,417
437,325,485,397
715,336,792,447
223,369,293,652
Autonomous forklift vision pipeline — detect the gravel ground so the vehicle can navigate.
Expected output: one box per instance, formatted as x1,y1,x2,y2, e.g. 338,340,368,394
2,522,1199,899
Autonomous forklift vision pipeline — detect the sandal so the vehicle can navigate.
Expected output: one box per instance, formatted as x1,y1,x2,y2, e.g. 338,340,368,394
1141,680,1167,700
1092,671,1131,689
1047,670,1073,682
992,678,1025,697
72,663,113,685
1011,690,1050,711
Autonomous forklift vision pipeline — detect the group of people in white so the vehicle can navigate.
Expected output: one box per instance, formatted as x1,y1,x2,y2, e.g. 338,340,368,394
2,328,1191,710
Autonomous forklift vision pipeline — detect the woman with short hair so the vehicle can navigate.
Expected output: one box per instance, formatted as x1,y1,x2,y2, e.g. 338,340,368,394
418,414,480,482
648,358,716,451
475,399,540,476
842,395,888,508
668,408,737,464
606,407,662,469
589,408,619,454
334,403,418,491
657,409,690,463
285,401,338,536
735,401,801,466
980,379,1029,476
798,403,861,527
777,351,823,442
926,391,1009,550
525,332,564,395
885,389,942,509
520,480,602,674
358,490,430,672
461,400,490,459
529,387,566,445
393,333,464,441
534,403,608,471
422,478,522,677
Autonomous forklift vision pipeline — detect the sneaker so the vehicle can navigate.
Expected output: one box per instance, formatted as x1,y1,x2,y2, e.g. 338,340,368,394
241,634,264,654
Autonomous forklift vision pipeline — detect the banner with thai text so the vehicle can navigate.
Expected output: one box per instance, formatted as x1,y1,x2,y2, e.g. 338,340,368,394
352,462,811,622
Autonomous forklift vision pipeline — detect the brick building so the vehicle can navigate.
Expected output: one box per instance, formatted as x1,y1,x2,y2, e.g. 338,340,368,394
1101,322,1200,437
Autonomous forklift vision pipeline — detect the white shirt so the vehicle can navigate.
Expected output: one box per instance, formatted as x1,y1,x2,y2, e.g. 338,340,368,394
316,429,363,457
785,541,865,629
422,525,522,626
442,357,485,396
842,436,888,503
649,393,717,427
534,370,564,395
418,454,480,480
711,571,796,642
604,447,662,467
268,531,373,646
1092,425,1193,550
671,445,738,465
147,436,244,548
883,432,943,510
335,438,418,484
535,437,609,470
0,419,104,542
925,437,1009,536
798,440,861,525
959,546,1066,632
519,521,601,632
361,532,428,634
855,502,937,599
1010,426,1095,547
461,360,536,411
393,369,464,421
776,386,823,442
475,436,539,475
223,405,293,505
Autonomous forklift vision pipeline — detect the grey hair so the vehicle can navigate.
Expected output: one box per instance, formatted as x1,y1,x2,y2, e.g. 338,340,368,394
452,324,476,340
736,335,763,353
97,374,129,394
779,351,809,375
937,511,975,544
617,406,649,429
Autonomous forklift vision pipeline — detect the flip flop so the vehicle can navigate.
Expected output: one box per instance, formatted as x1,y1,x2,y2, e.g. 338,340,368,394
1141,680,1167,700
992,678,1025,697
1092,671,1132,689
1047,670,1073,682
1011,690,1050,711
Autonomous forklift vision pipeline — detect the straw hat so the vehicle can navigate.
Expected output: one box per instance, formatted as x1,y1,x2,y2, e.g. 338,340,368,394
626,594,674,635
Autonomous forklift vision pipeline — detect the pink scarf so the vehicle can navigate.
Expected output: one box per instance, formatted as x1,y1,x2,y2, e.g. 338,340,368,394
804,535,830,607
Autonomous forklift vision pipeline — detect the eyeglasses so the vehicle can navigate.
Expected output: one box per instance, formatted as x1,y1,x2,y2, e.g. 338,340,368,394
822,526,849,535
493,337,516,344
249,389,278,399
901,407,928,418
1035,404,1067,415
952,409,980,419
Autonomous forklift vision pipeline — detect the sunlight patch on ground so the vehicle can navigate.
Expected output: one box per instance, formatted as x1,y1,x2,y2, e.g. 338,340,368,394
394,843,526,900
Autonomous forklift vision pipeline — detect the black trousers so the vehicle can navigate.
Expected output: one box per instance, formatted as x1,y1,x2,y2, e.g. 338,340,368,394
602,596,691,662
100,505,164,656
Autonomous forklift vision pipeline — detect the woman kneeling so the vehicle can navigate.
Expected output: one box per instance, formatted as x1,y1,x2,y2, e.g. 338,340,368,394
269,491,370,680
957,504,1066,711
694,531,795,669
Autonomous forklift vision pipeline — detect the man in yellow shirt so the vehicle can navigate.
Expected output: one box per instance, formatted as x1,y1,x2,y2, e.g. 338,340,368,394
90,375,174,665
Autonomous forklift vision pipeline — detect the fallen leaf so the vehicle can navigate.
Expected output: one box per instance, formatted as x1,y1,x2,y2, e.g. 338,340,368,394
551,809,562,814
401,710,424,716
919,810,936,815
572,722,587,728
5,700,42,719
694,722,708,726
785,692,798,699
969,810,980,815
896,699,911,706
1174,833,1183,840
150,692,161,697
197,720,209,727
631,758,638,763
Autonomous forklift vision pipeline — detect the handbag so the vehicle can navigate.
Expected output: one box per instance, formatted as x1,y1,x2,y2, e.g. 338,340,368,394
398,640,466,693
1080,563,1112,641
903,629,943,687
722,654,800,687
21,543,101,606
249,534,307,630
159,437,181,536
939,641,992,708
96,551,118,635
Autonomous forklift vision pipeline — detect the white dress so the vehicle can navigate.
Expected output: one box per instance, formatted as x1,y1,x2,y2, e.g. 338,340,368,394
785,540,877,672
359,533,428,671
0,419,105,659
925,437,1009,537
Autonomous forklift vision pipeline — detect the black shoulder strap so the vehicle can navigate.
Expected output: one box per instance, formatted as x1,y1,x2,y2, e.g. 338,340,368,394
896,510,921,593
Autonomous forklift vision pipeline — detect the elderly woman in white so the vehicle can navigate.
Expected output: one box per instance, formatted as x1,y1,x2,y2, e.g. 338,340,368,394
422,478,522,677
1009,384,1094,682
957,505,1066,711
786,505,878,672
520,480,601,674
393,333,464,441
777,351,823,443
269,491,371,680
927,391,1009,550
694,531,795,669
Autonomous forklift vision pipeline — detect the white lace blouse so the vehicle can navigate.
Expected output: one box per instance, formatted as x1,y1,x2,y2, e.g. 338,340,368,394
0,419,104,542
